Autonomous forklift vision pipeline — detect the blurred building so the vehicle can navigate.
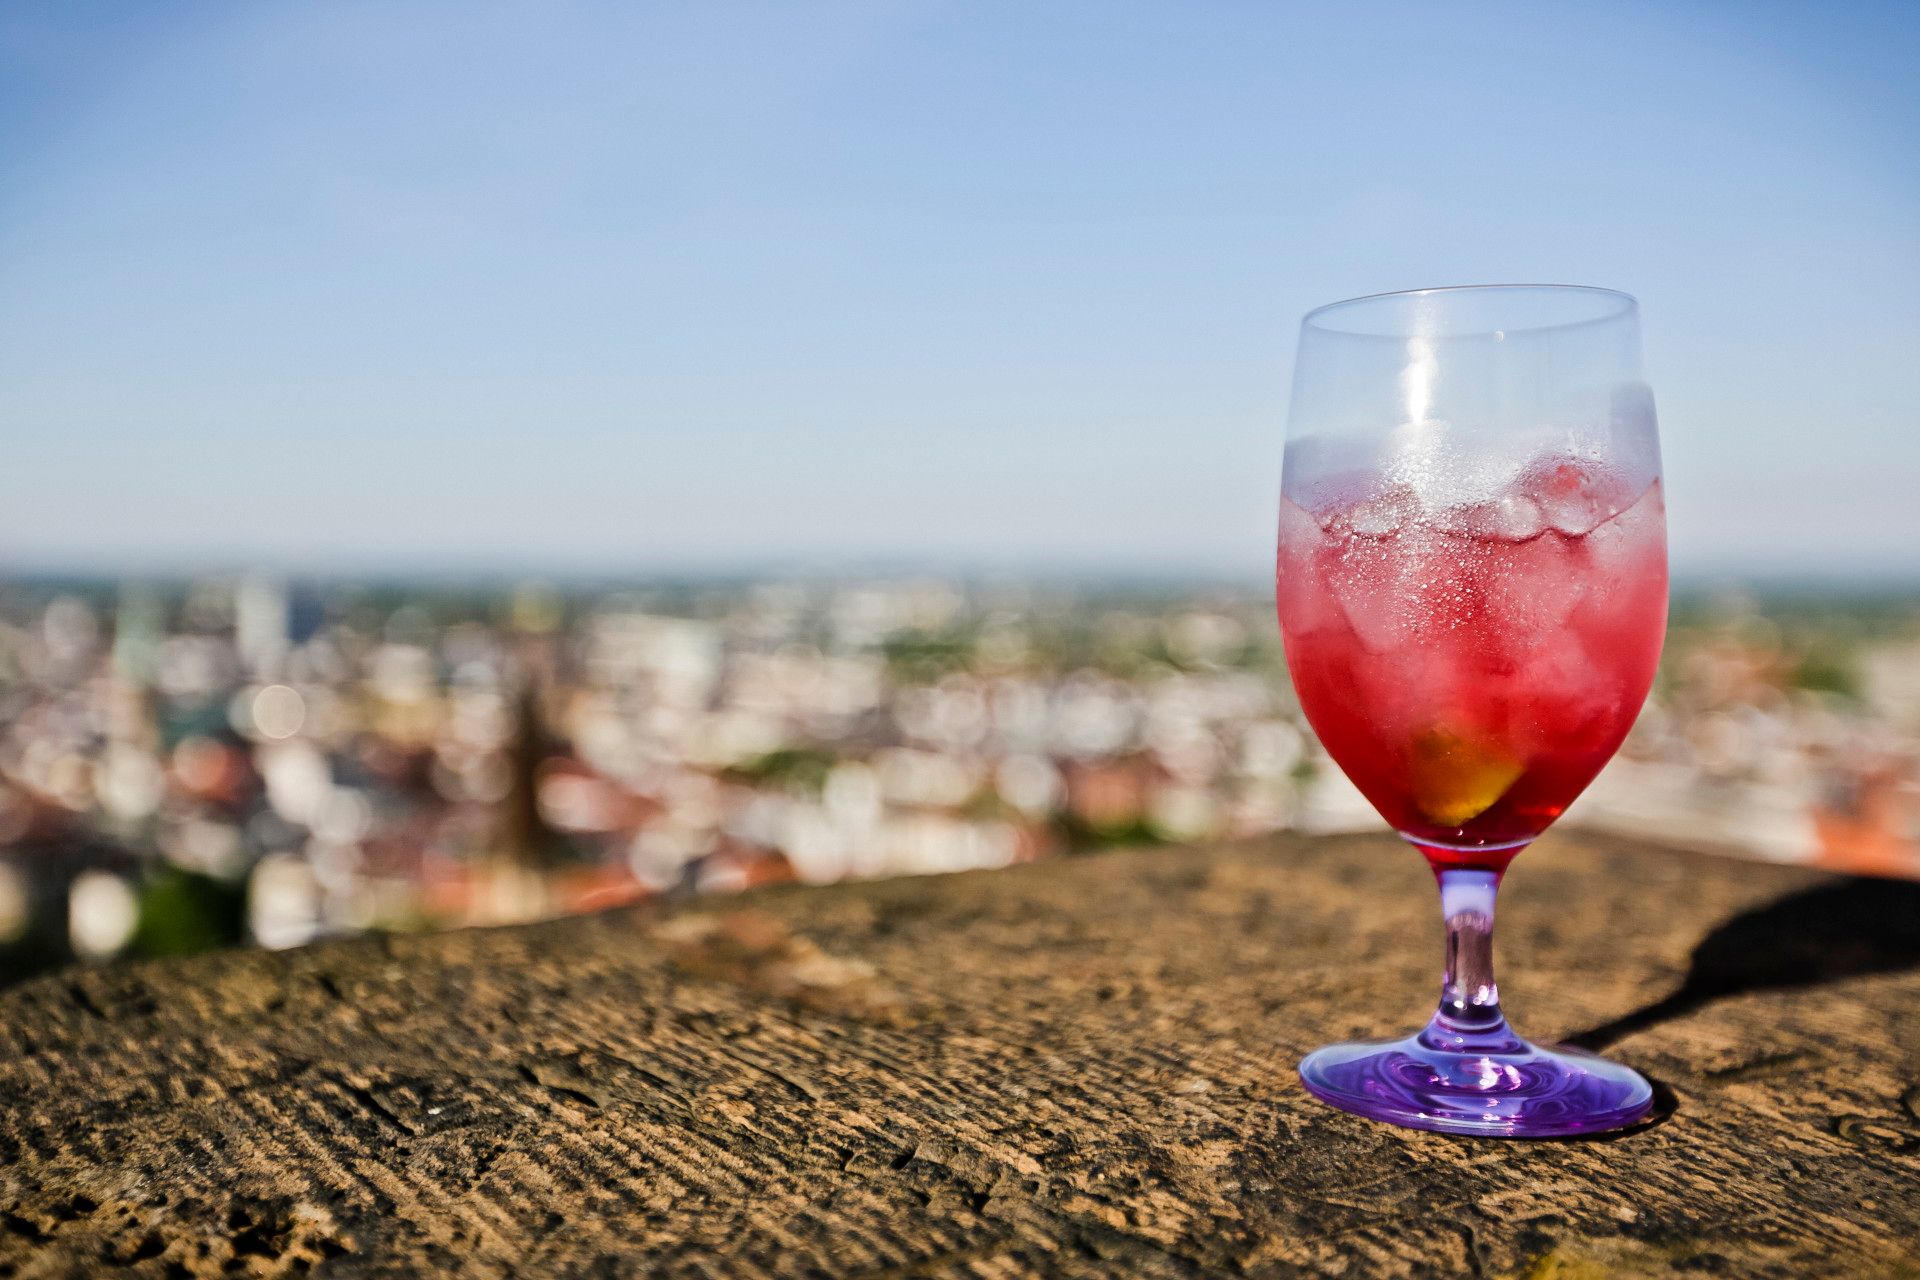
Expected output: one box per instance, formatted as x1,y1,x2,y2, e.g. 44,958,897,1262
1,574,1916,982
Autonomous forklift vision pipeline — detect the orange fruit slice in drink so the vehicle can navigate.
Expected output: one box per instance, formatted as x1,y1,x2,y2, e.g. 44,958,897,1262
1407,728,1525,827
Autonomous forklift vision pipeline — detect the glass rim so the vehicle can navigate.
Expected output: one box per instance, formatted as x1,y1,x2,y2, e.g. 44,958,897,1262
1302,283,1639,340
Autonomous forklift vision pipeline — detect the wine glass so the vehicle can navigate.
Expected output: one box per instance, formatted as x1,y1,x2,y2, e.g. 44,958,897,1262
1277,284,1667,1137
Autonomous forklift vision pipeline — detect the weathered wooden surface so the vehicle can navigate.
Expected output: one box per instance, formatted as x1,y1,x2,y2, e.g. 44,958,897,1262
2,832,1918,1279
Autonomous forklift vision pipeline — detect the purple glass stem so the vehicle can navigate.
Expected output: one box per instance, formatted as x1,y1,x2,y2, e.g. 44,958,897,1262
1436,868,1504,1031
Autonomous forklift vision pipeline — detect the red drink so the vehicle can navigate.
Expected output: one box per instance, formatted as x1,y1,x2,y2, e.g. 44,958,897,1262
1278,457,1667,870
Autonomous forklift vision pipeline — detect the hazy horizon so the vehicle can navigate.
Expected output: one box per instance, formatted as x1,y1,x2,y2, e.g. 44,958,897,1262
8,550,1920,598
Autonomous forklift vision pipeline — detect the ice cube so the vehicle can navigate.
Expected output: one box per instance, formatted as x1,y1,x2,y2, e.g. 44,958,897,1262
1325,534,1413,651
1340,485,1420,537
1445,491,1546,541
1513,637,1619,753
1581,478,1667,591
1519,455,1635,537
1475,529,1588,639
1276,493,1325,551
1384,418,1522,513
1276,497,1346,637
1327,524,1471,651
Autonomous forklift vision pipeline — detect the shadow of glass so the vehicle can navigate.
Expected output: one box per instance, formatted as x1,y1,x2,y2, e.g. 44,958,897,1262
1566,875,1920,1052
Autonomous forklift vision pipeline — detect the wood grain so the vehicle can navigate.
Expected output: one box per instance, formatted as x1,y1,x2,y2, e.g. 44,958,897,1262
2,832,1916,1278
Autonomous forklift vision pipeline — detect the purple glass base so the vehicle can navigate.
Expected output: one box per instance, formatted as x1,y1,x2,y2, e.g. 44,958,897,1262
1299,1014,1654,1138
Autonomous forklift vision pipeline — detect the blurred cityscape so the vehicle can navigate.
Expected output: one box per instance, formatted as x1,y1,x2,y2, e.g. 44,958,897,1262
2,572,1918,984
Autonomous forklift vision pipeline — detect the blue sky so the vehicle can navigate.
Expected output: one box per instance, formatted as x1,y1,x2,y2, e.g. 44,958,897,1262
1,1,1915,578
